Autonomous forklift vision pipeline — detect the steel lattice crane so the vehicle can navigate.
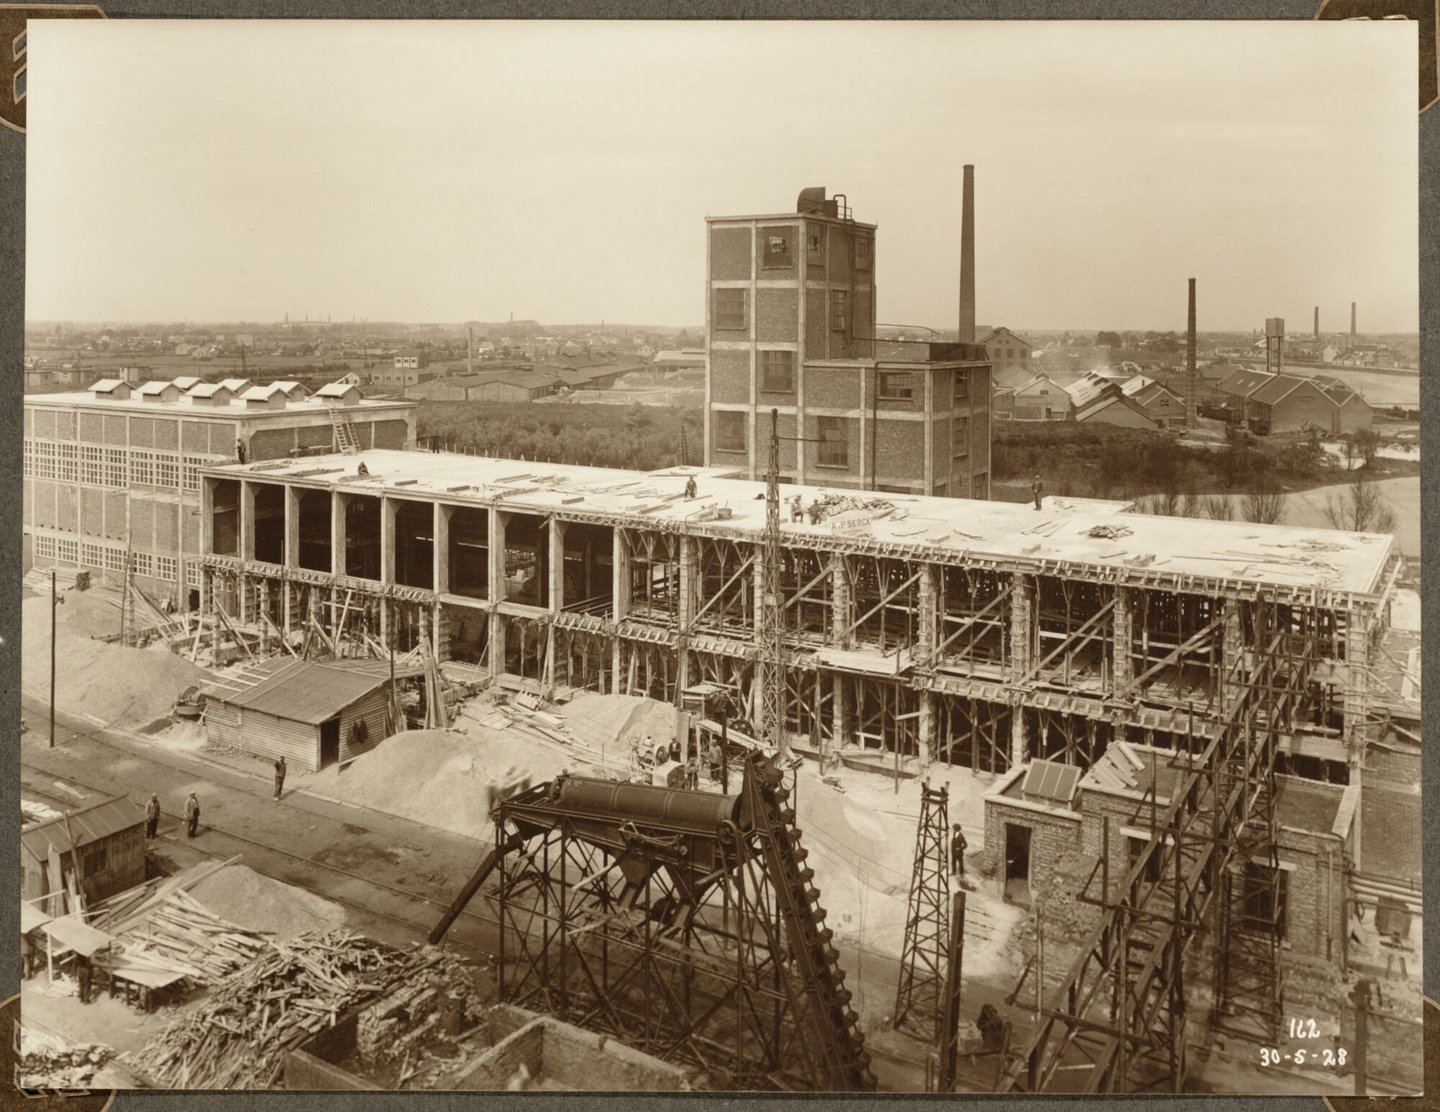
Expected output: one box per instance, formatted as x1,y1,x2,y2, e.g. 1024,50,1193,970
760,408,788,758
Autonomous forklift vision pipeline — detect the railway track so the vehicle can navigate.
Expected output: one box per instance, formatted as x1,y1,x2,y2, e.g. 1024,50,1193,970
20,741,503,961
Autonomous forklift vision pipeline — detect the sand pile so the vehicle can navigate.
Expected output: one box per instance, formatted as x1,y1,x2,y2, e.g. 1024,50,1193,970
554,692,676,757
189,864,348,941
22,595,212,730
309,726,572,840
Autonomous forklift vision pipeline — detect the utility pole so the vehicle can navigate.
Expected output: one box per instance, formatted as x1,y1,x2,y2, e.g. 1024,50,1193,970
49,571,59,748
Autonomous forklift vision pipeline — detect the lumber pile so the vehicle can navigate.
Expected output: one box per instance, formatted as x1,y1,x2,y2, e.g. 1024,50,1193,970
126,932,479,1090
89,856,268,986
18,1030,114,1089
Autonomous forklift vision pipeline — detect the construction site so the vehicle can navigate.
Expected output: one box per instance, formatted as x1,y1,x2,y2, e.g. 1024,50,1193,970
18,182,1422,1097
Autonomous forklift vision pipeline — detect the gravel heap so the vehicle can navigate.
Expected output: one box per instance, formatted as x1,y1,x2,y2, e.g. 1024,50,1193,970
190,864,349,941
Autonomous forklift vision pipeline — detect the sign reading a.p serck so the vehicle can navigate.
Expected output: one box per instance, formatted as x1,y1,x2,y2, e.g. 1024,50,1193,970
0,4,105,134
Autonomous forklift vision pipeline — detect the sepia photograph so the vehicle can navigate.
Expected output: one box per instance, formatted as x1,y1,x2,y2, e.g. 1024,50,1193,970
13,16,1424,1098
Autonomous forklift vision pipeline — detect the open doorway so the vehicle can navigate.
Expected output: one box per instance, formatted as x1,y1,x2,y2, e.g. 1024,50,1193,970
1004,823,1032,906
320,717,340,768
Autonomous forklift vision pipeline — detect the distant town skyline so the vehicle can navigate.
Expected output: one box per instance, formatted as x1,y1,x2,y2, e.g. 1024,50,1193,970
26,20,1419,333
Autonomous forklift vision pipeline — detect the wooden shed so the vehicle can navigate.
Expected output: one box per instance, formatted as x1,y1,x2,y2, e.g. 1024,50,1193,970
21,796,147,914
202,659,394,771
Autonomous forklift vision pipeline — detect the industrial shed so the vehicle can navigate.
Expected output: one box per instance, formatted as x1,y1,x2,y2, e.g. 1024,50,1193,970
202,659,394,771
21,796,147,913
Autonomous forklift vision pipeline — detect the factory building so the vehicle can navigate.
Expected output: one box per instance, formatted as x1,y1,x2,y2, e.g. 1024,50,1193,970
704,185,992,498
22,379,417,607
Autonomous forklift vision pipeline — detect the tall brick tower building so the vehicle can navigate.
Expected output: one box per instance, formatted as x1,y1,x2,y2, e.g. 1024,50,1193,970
703,186,991,498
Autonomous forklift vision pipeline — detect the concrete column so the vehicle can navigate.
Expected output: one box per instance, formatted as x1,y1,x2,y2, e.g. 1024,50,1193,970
380,498,396,585
489,508,507,681
1221,598,1244,714
239,480,256,561
674,535,695,740
1113,586,1133,691
1343,615,1371,870
548,517,565,613
917,563,936,667
433,503,451,595
283,487,301,570
1008,573,1034,683
611,528,629,693
331,492,347,578
1009,572,1034,767
200,477,216,560
918,689,934,768
830,553,850,650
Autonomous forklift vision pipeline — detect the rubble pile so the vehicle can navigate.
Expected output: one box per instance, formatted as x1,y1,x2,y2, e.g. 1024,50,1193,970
347,960,491,1088
18,1029,115,1089
127,932,479,1089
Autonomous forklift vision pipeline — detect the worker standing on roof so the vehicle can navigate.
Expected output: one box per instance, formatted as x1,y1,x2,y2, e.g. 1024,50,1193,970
185,792,200,838
684,475,697,500
952,823,968,882
144,793,160,839
807,499,824,525
235,438,247,464
274,756,287,801
1032,475,1044,511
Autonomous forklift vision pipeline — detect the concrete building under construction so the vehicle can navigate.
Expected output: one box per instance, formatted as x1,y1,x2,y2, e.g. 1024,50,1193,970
196,447,1398,781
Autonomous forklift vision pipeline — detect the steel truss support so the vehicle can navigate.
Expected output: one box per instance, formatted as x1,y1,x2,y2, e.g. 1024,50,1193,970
488,753,877,1091
997,594,1319,1094
894,784,951,1040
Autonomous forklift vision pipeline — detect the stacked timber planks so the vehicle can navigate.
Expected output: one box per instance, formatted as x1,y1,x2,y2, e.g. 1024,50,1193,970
126,932,473,1090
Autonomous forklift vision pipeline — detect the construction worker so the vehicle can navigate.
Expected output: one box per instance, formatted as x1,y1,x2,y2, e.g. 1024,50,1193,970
357,461,369,476
144,793,160,839
235,438,247,464
789,494,804,523
274,755,287,801
75,953,93,1005
185,792,201,839
951,823,968,881
684,475,697,500
1032,475,1044,511
807,499,824,525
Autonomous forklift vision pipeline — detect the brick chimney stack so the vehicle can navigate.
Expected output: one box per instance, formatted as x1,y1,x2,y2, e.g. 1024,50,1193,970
959,165,975,345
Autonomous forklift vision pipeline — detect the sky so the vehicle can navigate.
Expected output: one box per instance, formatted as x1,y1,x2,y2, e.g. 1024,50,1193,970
25,20,1420,333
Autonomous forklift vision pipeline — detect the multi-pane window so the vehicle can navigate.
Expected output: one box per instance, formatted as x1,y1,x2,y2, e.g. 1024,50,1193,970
102,546,127,573
183,455,216,492
953,416,971,458
761,350,795,393
806,227,825,267
715,411,747,453
817,416,848,467
878,372,913,401
80,542,104,568
183,559,200,587
153,453,180,488
56,538,78,565
954,371,971,404
856,236,872,270
22,440,34,478
761,227,794,268
715,288,747,332
57,442,78,481
132,551,154,578
130,450,155,486
80,445,105,486
34,534,56,559
829,290,849,335
104,448,126,488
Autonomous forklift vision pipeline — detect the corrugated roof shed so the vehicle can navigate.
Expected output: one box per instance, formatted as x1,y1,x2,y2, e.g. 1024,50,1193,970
1217,367,1275,398
218,660,390,725
1249,374,1309,407
20,796,146,863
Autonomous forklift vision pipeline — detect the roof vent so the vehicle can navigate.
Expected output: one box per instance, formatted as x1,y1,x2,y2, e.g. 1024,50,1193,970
797,186,836,217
